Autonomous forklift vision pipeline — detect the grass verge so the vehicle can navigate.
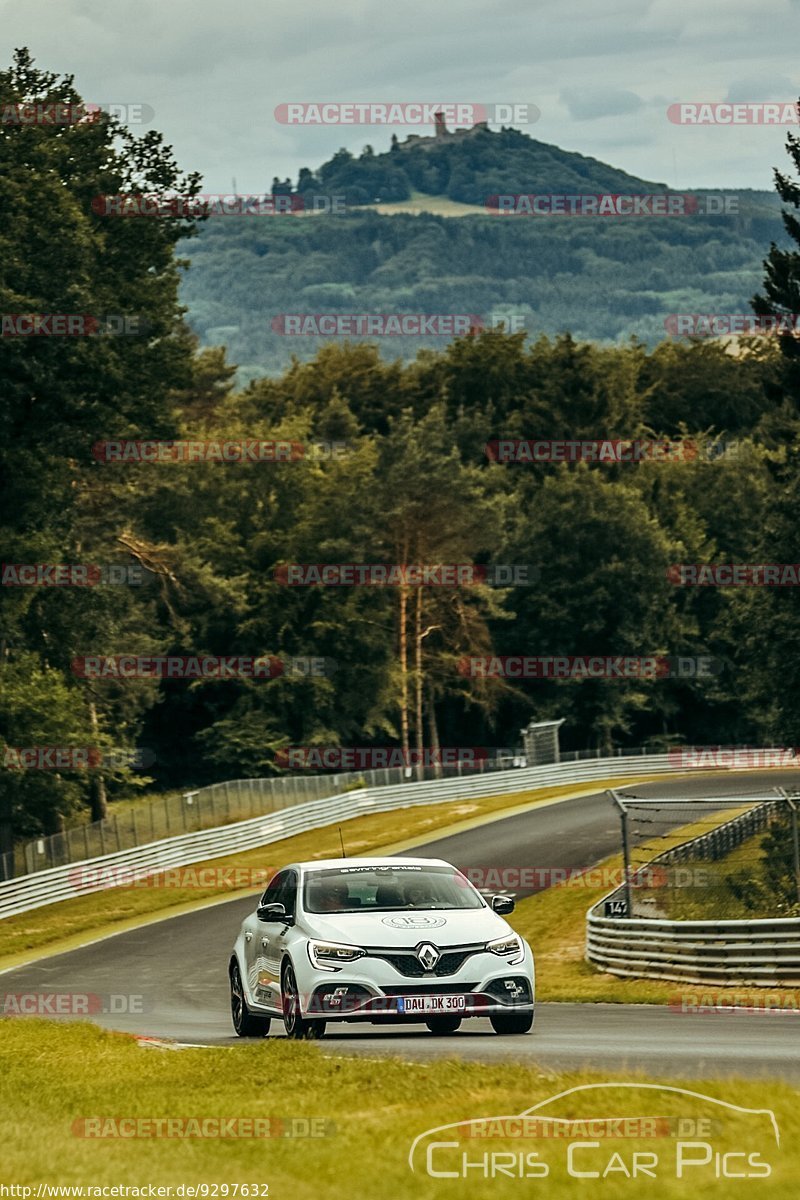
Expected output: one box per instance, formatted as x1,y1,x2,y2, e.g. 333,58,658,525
0,1020,796,1197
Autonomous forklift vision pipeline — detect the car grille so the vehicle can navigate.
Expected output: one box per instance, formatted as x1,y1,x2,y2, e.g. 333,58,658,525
364,943,485,978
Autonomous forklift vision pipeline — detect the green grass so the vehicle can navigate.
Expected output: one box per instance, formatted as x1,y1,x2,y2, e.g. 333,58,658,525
0,778,654,967
365,189,487,217
0,1020,796,1196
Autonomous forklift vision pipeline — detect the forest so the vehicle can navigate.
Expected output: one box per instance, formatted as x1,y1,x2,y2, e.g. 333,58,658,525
2,50,800,851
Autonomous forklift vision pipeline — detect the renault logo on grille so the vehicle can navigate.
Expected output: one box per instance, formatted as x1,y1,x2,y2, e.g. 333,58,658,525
417,943,440,971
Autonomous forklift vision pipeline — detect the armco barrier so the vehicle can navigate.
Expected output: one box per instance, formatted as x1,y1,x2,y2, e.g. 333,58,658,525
586,799,800,986
5,745,672,880
0,753,683,920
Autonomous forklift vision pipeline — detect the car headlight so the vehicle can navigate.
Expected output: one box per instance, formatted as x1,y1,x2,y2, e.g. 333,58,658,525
486,934,525,965
307,940,366,971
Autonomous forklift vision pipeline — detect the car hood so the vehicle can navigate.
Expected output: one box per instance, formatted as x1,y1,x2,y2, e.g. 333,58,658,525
301,906,514,947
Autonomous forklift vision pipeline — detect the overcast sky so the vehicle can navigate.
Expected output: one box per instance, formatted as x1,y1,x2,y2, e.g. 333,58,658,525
3,0,798,192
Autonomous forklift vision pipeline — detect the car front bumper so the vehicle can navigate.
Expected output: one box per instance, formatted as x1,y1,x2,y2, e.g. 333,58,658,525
295,946,535,1022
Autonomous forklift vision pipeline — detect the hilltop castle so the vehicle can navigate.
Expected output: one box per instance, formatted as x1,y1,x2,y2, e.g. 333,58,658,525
401,111,490,150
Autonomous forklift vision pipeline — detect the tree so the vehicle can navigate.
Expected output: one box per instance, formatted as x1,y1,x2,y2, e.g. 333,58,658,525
373,406,511,771
498,466,686,752
753,101,800,398
0,47,201,832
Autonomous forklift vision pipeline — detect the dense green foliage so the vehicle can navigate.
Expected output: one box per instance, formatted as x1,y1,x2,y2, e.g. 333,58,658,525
2,51,800,860
183,199,785,381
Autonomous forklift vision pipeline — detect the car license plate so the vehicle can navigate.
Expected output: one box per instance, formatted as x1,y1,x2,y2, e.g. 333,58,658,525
397,994,467,1014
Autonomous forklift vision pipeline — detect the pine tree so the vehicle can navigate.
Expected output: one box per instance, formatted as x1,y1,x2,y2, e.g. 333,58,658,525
752,101,800,397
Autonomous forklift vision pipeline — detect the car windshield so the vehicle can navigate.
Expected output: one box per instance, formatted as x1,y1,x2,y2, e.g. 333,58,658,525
302,865,484,913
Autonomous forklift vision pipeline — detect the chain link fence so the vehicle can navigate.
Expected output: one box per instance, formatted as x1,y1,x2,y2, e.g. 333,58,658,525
586,796,800,985
0,743,681,882
1,748,570,881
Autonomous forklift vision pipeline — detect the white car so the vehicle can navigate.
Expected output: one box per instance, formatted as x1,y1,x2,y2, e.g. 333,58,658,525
228,856,535,1039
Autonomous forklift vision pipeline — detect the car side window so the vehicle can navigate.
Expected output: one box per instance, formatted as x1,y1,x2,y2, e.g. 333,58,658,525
260,871,288,908
277,870,298,918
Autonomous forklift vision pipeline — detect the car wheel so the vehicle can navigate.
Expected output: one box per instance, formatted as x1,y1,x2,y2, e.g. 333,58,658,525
230,960,271,1037
490,1009,534,1035
425,1016,462,1035
281,962,326,1040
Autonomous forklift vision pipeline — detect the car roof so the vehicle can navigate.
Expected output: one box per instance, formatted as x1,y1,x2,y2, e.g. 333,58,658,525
290,856,453,873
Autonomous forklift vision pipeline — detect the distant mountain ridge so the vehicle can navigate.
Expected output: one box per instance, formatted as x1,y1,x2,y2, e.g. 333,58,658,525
182,125,785,381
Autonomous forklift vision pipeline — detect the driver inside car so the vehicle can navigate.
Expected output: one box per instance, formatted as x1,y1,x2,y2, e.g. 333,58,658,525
404,881,435,907
311,880,350,912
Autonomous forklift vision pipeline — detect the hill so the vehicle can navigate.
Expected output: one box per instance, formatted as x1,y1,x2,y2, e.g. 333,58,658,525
180,125,786,381
272,123,664,206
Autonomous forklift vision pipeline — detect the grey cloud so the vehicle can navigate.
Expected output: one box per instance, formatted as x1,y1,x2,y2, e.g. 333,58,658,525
560,88,645,121
1,0,798,191
726,76,798,102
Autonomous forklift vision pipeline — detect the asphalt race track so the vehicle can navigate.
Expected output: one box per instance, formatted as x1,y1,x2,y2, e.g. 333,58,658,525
3,772,800,1080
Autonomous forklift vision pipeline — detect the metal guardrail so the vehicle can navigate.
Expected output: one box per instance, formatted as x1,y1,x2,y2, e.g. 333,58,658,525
2,754,531,881
0,768,382,881
586,800,800,985
0,752,682,920
3,744,673,882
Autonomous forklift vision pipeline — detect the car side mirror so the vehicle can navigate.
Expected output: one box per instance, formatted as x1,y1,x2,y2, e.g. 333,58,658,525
491,894,515,915
257,902,291,923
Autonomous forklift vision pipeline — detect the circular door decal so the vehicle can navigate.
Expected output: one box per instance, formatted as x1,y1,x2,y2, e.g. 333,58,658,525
381,915,447,929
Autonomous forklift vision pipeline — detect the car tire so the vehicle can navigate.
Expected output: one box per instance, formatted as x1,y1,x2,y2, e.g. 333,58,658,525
230,959,271,1037
490,1008,534,1035
425,1016,462,1035
281,962,327,1040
